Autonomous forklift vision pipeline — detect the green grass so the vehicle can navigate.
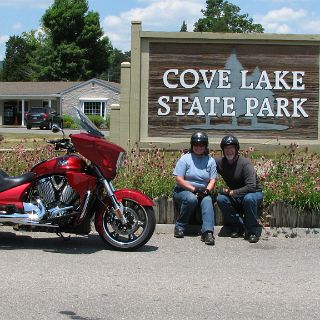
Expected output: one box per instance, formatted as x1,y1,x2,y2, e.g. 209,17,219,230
0,133,59,149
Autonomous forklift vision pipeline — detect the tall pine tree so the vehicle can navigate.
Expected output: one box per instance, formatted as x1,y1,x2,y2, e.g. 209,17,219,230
39,0,111,80
194,0,263,33
2,35,33,81
180,21,188,32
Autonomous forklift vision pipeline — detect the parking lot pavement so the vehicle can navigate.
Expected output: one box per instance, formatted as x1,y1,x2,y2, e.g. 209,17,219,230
0,225,320,320
156,224,320,239
0,126,109,136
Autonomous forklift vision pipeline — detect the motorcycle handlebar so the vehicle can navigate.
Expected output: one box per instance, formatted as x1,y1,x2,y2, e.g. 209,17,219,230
47,139,60,145
47,139,75,151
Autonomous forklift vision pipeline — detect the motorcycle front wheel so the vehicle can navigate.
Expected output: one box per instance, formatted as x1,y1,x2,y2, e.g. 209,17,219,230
95,198,156,251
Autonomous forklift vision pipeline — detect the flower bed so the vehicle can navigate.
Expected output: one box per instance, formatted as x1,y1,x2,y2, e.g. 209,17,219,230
1,139,319,227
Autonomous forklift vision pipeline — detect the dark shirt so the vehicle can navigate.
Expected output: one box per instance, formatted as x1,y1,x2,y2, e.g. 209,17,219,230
215,156,262,196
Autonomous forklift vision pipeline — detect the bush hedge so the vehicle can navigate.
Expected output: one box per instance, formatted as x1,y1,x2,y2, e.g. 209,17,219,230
61,114,110,129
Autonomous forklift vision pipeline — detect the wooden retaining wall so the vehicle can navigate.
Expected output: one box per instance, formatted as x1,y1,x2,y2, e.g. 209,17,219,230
268,202,320,228
153,197,320,228
153,197,226,226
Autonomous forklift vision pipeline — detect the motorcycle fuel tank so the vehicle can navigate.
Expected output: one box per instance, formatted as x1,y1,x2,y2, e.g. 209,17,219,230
31,155,86,176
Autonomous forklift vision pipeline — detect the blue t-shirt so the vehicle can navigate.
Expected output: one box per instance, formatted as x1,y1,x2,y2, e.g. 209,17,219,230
173,153,217,189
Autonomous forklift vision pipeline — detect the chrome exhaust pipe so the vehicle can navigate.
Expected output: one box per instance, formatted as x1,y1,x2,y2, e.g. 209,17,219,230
0,200,56,227
0,213,42,224
0,213,58,227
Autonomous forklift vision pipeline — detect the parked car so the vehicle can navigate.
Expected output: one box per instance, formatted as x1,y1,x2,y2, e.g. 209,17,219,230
25,107,63,130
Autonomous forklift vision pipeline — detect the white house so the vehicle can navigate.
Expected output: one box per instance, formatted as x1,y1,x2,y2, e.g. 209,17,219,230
0,78,120,126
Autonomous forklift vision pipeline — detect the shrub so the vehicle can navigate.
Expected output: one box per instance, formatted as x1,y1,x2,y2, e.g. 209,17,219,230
61,114,77,129
103,116,110,129
62,114,109,129
0,140,56,175
114,143,180,198
88,115,105,128
256,144,320,212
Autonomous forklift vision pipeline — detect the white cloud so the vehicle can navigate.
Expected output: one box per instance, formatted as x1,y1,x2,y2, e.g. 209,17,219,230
301,20,320,33
262,7,307,22
102,0,204,51
0,35,9,44
122,1,202,26
105,16,123,28
255,7,311,34
0,35,9,60
269,23,291,33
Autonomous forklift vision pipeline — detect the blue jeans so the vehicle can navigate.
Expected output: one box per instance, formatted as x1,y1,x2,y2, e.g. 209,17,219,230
216,192,263,234
173,188,215,234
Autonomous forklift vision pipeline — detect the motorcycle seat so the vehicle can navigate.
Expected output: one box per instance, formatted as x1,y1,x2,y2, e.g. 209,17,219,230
0,172,36,192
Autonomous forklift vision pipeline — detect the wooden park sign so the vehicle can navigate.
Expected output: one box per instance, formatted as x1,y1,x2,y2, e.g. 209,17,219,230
148,43,319,140
110,22,320,149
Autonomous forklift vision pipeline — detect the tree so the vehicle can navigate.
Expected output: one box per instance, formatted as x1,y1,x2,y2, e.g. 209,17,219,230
21,30,47,81
39,0,111,80
101,48,131,83
194,0,264,33
41,0,88,45
79,11,113,79
0,62,3,80
1,35,34,81
180,20,188,32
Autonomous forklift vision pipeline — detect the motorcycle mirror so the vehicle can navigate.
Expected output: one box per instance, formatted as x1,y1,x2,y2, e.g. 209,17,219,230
52,124,65,138
52,124,61,133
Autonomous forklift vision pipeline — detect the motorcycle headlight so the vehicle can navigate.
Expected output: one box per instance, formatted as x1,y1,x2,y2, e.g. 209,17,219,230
116,152,126,173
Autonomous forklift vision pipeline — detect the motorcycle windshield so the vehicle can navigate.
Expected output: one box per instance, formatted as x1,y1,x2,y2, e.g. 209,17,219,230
70,106,104,138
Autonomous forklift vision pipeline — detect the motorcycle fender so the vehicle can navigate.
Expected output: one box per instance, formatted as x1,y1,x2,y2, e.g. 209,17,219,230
114,189,154,206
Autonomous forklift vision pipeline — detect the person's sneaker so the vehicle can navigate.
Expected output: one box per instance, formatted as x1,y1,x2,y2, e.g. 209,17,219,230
201,231,215,245
174,227,184,238
230,225,244,238
247,233,259,243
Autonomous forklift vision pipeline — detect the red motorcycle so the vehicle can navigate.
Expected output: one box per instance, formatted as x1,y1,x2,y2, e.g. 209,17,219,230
0,107,156,250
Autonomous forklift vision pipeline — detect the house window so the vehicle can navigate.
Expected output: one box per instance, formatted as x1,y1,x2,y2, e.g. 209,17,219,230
83,101,106,118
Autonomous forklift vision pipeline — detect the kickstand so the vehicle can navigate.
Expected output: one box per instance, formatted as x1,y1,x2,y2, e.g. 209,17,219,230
56,232,71,241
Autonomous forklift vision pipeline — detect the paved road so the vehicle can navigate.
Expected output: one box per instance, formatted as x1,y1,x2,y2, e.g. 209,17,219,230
0,127,109,137
0,226,319,320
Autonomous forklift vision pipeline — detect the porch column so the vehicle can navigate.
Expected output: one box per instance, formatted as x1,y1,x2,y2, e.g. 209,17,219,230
21,99,25,126
104,101,107,120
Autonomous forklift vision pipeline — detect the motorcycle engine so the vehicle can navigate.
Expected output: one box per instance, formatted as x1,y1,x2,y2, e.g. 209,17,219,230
30,175,79,219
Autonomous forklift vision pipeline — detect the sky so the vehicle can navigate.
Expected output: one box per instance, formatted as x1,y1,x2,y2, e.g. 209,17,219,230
0,0,320,61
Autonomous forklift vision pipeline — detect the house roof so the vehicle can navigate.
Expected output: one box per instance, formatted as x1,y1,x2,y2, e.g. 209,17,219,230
60,78,120,94
0,78,120,96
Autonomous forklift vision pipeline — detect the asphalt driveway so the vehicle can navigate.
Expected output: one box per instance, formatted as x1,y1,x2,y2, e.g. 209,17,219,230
0,225,319,320
0,126,109,136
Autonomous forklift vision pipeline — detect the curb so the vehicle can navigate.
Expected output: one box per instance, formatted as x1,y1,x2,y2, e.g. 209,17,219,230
155,224,320,238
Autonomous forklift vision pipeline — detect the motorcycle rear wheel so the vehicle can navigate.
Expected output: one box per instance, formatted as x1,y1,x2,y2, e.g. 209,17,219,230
95,198,156,251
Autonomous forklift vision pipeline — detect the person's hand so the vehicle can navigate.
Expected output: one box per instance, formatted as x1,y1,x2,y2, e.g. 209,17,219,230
193,187,209,198
219,187,230,196
219,188,234,196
